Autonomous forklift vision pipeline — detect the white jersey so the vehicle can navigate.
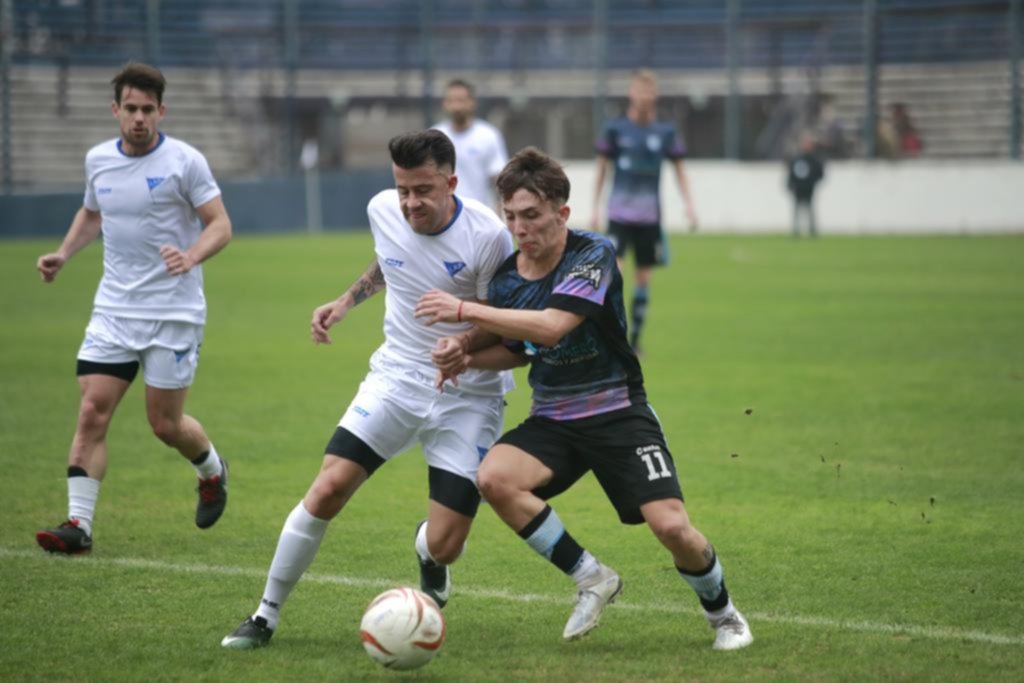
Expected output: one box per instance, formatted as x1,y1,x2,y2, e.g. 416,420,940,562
83,133,221,325
432,119,508,209
368,190,514,396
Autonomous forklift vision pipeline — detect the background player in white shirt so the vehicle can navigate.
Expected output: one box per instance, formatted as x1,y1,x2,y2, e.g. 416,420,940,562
433,78,509,212
221,130,514,650
34,63,233,555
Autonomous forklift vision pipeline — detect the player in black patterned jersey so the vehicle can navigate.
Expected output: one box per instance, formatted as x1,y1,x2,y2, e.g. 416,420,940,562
415,147,752,650
485,228,643,420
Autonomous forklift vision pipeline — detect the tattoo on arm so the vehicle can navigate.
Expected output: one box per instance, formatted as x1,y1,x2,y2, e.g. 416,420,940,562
348,259,386,306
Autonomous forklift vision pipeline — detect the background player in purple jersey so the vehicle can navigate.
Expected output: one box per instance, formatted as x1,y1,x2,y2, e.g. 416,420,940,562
590,69,698,354
416,147,752,651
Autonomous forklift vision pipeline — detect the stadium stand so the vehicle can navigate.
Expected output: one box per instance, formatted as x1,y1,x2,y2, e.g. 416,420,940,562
1,0,1019,190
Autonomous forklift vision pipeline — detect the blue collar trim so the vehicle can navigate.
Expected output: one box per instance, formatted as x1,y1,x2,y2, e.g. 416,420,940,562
117,132,166,158
430,196,463,236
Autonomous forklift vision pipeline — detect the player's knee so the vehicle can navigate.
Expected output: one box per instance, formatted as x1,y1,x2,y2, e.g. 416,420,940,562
309,460,360,506
149,416,181,445
77,398,113,437
647,514,693,548
476,466,515,504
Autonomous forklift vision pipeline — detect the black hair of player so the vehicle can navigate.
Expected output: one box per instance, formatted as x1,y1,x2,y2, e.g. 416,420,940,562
496,146,571,206
111,62,166,105
388,130,456,174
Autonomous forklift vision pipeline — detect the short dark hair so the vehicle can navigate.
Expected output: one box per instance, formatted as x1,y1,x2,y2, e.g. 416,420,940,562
388,130,456,172
111,62,166,105
445,78,475,98
496,146,570,205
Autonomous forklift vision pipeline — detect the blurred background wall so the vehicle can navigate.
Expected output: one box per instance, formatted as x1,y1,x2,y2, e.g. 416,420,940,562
1,0,1021,233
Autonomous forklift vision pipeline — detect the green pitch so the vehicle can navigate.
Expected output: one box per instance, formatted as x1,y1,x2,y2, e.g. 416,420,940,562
1,233,1022,682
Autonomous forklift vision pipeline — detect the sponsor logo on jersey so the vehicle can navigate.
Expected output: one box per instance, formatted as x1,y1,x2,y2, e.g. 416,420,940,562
353,406,370,417
566,262,602,290
540,337,600,366
444,260,467,277
146,176,166,192
97,187,113,195
384,257,404,267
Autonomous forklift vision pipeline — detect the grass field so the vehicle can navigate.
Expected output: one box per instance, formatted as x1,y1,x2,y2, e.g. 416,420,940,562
2,232,1023,682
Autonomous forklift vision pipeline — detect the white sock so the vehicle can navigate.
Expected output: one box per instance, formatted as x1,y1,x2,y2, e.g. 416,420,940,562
414,521,438,565
254,501,329,630
67,476,101,537
570,551,601,587
192,444,223,479
705,598,736,624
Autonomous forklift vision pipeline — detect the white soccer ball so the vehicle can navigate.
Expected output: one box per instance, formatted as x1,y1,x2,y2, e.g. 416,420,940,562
359,587,446,670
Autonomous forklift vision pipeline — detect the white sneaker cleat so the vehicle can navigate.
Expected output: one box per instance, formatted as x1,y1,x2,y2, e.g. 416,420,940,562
710,609,753,650
562,565,623,641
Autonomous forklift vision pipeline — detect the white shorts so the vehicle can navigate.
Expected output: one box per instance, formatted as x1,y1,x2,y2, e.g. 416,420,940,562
77,312,204,390
338,352,505,484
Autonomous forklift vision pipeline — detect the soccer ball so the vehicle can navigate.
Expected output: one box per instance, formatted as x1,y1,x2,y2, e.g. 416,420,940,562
359,587,446,670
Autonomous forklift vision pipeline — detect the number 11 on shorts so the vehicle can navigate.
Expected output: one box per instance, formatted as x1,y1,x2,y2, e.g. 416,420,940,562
637,445,671,481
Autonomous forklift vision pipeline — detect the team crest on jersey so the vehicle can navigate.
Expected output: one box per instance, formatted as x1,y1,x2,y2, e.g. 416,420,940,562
444,260,467,277
146,176,166,192
566,262,602,290
647,134,662,152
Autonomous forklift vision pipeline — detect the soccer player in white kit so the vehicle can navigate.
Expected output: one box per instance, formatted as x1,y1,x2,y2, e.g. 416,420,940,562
221,130,514,650
433,78,509,212
34,63,233,555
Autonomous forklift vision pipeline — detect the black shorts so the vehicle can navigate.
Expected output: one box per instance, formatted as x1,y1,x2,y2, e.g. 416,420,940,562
497,403,683,525
607,221,666,268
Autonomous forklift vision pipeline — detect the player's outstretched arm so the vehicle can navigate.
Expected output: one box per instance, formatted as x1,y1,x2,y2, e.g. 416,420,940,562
416,289,583,348
311,258,386,345
590,156,611,232
672,159,698,231
36,207,102,283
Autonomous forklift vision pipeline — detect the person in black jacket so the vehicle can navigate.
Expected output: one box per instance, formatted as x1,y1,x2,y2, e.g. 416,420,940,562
786,132,825,238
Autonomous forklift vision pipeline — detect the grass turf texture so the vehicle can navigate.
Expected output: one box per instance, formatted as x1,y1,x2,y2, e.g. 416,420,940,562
1,233,1022,682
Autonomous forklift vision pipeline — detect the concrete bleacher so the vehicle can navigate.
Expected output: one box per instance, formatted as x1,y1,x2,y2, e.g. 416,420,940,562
824,61,1016,158
0,58,1017,191
2,66,254,189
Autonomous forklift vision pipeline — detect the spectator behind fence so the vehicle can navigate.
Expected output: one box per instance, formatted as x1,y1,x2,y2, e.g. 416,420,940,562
786,132,825,238
816,99,849,159
890,103,923,157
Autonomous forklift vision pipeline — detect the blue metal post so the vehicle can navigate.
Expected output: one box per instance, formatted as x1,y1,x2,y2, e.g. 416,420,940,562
592,0,609,143
725,0,741,159
145,0,161,65
1011,0,1021,159
863,0,878,159
1,0,11,193
283,0,298,173
421,0,435,129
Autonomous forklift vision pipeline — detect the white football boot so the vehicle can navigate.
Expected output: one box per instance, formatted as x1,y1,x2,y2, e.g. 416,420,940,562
562,564,623,641
709,609,753,650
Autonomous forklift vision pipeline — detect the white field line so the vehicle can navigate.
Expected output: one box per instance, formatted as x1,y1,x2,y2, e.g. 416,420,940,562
2,546,1021,647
